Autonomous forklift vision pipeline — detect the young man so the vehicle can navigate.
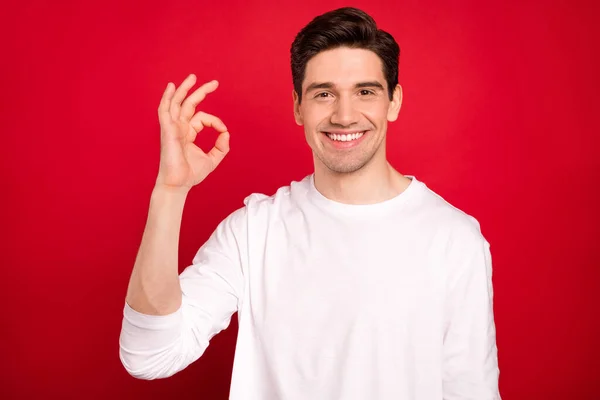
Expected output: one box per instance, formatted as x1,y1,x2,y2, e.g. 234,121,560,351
119,7,501,400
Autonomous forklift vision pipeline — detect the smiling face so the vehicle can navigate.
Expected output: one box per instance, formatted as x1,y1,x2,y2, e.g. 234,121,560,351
293,47,402,174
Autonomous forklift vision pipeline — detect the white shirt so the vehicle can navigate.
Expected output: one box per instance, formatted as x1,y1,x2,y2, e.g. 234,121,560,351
119,175,501,399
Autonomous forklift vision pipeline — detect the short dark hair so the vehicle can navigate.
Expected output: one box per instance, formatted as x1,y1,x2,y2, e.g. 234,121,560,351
290,7,400,103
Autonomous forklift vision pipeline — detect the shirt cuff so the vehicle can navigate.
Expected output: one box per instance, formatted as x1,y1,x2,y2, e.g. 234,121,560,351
122,302,183,331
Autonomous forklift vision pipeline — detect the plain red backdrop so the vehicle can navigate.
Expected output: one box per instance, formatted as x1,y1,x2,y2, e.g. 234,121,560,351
1,0,599,398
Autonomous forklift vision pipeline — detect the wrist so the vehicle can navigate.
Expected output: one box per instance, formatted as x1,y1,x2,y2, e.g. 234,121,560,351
152,183,191,197
150,184,190,209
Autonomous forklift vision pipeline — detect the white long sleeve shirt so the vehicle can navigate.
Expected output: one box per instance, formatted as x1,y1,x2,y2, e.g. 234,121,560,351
119,174,501,399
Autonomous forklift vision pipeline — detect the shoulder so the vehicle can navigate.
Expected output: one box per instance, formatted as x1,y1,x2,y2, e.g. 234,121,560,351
411,177,489,250
240,174,312,217
408,178,494,283
198,177,309,250
213,175,311,233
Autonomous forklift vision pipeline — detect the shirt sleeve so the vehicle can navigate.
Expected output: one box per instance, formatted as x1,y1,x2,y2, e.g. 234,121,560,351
442,224,502,399
119,206,247,380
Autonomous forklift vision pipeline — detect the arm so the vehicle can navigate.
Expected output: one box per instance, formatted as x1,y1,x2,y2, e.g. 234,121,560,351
443,230,502,399
119,74,236,379
125,73,230,314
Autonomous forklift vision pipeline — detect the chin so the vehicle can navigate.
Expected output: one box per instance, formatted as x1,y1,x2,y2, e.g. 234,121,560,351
321,157,369,174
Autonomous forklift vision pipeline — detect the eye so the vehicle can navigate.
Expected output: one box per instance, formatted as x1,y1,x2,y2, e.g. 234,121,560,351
315,92,331,98
359,89,375,96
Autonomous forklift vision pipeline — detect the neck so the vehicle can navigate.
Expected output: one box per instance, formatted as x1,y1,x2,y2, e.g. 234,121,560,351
313,156,411,205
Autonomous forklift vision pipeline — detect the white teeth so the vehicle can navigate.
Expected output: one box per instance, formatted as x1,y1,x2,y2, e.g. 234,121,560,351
327,132,364,142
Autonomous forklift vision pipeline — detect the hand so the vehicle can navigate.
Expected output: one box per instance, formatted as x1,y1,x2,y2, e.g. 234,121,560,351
155,74,230,192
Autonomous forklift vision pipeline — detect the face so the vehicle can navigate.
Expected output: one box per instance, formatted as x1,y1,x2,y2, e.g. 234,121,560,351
293,47,402,174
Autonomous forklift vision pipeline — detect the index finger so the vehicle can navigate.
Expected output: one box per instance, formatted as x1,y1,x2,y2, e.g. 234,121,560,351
189,111,228,134
180,80,220,121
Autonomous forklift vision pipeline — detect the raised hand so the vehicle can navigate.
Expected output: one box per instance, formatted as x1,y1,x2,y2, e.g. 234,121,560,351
155,74,230,192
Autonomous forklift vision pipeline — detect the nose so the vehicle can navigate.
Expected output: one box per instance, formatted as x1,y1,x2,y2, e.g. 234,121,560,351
330,96,359,127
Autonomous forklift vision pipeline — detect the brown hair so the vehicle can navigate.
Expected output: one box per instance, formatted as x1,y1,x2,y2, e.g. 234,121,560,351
290,7,400,103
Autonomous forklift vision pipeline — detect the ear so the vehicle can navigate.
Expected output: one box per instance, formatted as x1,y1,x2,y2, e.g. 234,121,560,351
387,84,403,122
293,90,304,126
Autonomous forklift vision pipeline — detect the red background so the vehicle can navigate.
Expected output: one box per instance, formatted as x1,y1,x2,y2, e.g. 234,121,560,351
2,0,599,398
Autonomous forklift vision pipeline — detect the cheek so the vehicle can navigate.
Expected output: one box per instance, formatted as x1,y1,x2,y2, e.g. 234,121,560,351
357,101,388,118
303,107,330,130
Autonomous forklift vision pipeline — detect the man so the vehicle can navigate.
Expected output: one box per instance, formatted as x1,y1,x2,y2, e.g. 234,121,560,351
119,7,501,400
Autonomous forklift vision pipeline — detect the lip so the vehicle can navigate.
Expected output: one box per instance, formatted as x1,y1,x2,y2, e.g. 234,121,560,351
321,130,368,149
325,130,366,135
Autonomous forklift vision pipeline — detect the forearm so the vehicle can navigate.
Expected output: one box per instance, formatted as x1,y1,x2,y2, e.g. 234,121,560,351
125,185,189,315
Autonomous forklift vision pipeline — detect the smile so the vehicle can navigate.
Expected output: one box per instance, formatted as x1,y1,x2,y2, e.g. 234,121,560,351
324,131,366,142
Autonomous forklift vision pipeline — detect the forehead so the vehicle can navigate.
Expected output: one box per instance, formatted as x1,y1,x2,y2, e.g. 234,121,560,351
303,47,386,90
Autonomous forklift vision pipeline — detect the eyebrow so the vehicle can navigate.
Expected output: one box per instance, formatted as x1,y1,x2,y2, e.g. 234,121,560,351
304,81,385,93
